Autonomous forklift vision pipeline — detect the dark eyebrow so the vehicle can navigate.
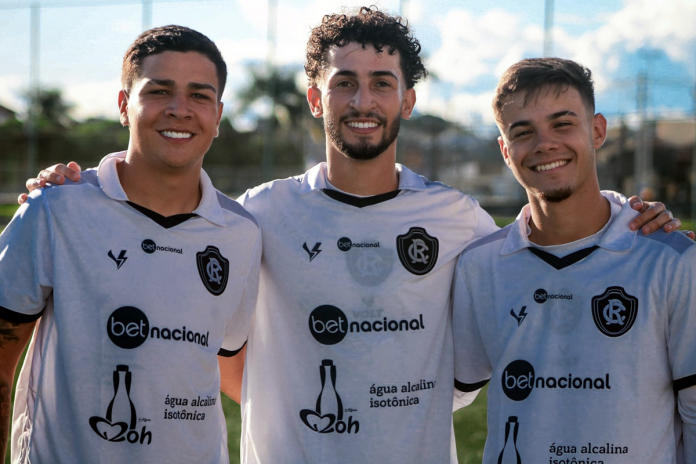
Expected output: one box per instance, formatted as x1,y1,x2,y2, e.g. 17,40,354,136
332,70,398,80
143,79,216,94
508,110,579,133
189,82,217,94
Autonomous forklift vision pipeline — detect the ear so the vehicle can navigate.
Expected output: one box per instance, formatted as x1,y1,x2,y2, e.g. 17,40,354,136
307,86,323,118
498,135,511,167
118,90,129,127
215,101,224,138
401,88,416,120
592,113,607,149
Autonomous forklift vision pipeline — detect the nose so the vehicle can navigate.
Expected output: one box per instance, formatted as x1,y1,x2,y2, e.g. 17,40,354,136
165,92,192,119
533,128,559,154
349,85,376,114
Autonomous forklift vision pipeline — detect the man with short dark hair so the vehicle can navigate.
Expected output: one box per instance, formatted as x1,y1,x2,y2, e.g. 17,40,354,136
452,57,696,463
0,25,260,463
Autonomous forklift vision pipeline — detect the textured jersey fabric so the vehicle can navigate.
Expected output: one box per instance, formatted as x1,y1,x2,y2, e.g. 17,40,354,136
453,200,696,464
237,162,498,464
0,152,261,464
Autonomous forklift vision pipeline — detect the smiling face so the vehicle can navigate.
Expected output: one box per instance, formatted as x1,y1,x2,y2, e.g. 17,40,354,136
307,42,415,162
497,85,607,205
119,50,223,172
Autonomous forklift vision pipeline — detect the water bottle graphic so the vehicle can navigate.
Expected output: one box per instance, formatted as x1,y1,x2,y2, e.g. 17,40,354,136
497,416,522,464
106,365,137,430
317,359,343,422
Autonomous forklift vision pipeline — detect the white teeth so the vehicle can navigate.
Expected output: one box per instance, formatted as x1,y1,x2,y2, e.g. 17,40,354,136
535,160,568,172
347,121,378,129
161,131,192,139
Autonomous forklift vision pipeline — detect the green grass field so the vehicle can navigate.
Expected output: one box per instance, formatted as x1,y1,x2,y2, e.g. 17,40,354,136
0,205,693,463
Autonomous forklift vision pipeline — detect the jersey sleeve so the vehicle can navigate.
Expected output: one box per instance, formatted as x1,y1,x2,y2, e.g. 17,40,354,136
219,231,261,356
668,245,696,391
0,191,52,322
452,255,492,393
472,198,500,240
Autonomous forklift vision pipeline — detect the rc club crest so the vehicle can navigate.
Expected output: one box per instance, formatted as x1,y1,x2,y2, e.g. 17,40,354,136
396,227,439,276
591,286,638,337
196,246,229,296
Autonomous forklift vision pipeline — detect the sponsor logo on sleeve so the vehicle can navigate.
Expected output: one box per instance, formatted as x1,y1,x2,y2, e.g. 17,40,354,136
591,286,638,337
196,245,229,296
396,227,439,275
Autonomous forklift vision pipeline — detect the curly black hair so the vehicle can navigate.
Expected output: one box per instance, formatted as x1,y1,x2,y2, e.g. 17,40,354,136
305,6,428,89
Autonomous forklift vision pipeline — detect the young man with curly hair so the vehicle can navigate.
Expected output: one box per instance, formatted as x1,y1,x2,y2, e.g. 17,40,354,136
21,8,681,464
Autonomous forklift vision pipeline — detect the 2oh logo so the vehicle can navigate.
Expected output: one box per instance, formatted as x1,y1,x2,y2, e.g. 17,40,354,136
141,239,156,254
107,307,149,349
309,305,348,345
533,289,548,303
337,237,352,252
501,360,535,401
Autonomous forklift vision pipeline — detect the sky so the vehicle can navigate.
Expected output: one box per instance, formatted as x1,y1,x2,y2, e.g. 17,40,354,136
0,0,694,132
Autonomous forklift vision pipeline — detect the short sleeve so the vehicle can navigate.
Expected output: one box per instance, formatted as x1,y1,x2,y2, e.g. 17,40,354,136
473,199,500,241
0,191,53,322
219,232,262,356
669,245,696,391
452,256,492,393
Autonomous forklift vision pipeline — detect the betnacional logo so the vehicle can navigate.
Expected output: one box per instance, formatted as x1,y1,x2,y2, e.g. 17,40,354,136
396,227,439,275
196,245,229,296
308,305,425,346
107,307,209,349
501,360,611,402
140,239,183,255
591,286,638,337
533,288,573,304
337,237,380,252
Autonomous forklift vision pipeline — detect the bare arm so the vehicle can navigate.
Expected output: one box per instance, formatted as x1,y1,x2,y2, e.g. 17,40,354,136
218,344,246,404
0,318,36,458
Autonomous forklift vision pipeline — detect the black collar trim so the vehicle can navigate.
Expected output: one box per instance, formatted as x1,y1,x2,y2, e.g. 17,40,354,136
126,201,197,229
527,245,599,270
322,188,400,208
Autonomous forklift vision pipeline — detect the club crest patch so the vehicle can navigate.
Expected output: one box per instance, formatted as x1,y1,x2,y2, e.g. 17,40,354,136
591,286,638,337
196,246,229,296
396,227,439,276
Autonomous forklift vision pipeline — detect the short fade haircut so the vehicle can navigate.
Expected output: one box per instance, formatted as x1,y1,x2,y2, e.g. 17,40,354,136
493,58,595,124
122,25,227,100
305,6,427,89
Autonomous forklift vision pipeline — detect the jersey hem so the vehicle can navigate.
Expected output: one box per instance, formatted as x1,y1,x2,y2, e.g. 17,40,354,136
218,340,246,357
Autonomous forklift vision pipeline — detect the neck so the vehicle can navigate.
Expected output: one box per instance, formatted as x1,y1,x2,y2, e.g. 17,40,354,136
325,142,399,196
117,156,202,217
527,188,611,246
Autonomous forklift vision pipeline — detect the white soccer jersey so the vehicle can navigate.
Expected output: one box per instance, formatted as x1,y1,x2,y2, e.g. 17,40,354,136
237,162,498,464
0,152,261,464
453,200,696,464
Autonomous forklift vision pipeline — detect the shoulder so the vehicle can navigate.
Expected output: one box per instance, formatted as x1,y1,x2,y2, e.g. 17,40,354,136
215,190,259,229
461,224,511,257
636,229,695,257
237,174,304,213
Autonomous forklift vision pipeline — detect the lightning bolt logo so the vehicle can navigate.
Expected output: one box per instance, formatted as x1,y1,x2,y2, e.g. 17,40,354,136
108,250,128,270
302,242,322,262
510,306,528,327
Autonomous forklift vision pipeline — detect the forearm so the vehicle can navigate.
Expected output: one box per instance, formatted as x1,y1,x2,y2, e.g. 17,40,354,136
218,344,246,404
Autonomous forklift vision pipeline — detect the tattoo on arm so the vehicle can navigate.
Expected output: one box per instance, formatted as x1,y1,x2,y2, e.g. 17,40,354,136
0,320,21,349
0,383,10,458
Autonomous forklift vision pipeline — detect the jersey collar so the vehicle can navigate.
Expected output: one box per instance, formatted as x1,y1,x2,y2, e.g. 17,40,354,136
501,192,639,256
298,162,429,195
97,151,227,227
